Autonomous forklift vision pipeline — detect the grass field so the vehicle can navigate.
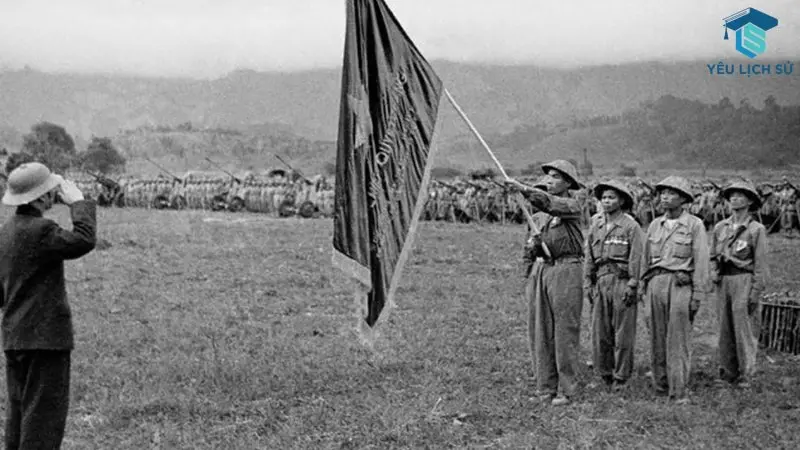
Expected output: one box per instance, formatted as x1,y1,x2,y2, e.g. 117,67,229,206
1,206,799,449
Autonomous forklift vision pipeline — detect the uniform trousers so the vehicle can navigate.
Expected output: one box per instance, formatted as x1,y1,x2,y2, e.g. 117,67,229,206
716,273,759,382
592,274,637,382
645,273,692,398
531,260,583,397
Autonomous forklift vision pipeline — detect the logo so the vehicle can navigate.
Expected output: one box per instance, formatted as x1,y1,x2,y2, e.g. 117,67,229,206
723,7,778,59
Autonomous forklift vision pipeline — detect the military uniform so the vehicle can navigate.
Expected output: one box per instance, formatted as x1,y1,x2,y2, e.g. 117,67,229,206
640,176,710,400
710,181,768,385
519,160,584,404
584,180,644,387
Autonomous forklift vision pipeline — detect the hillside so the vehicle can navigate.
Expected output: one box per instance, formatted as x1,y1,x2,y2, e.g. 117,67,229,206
2,59,799,145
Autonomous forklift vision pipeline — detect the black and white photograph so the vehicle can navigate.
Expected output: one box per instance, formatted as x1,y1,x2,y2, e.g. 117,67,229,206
0,0,799,448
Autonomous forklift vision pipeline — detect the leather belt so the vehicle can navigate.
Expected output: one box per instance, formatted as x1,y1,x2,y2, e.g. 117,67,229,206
543,255,582,266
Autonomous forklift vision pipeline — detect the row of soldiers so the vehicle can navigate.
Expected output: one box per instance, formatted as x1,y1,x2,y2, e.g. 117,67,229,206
506,159,767,406
72,172,336,218
64,167,800,235
424,175,800,234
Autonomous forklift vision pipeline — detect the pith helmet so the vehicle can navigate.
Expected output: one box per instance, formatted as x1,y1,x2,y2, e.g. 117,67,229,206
722,180,762,211
594,179,634,209
2,162,61,206
655,175,694,204
541,159,582,190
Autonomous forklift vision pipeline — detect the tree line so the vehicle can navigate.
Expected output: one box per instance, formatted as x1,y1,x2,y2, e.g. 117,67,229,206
622,94,800,169
2,122,126,176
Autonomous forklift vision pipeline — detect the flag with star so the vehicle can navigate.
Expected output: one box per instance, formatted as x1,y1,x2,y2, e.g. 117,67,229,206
332,0,444,329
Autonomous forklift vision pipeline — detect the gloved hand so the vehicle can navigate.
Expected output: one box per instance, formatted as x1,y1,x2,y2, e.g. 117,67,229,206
57,178,85,205
689,292,702,324
622,285,638,307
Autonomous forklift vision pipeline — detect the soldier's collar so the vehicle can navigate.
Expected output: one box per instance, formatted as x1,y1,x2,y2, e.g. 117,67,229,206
656,210,689,226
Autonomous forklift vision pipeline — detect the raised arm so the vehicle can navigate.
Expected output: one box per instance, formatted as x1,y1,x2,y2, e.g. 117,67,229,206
40,200,97,261
522,188,582,219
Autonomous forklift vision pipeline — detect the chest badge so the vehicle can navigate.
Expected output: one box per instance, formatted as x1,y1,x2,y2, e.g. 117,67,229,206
734,239,748,252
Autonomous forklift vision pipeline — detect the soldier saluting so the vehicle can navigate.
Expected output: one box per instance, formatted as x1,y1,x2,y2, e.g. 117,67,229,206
506,159,584,407
584,180,644,391
710,180,768,388
639,176,710,404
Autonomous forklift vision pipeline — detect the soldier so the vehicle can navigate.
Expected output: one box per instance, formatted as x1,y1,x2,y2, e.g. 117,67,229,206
710,180,768,388
584,180,644,391
639,176,710,404
777,177,797,237
507,159,584,406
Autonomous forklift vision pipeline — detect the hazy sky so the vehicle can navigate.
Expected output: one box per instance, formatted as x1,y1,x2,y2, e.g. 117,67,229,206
0,0,798,79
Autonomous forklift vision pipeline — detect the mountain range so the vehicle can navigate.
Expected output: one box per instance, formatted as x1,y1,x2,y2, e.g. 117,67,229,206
1,59,799,175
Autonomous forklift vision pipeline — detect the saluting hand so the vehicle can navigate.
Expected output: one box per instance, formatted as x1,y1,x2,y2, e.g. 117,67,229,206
57,178,85,205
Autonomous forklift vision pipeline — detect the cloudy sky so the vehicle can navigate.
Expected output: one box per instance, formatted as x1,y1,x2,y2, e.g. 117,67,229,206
0,0,797,79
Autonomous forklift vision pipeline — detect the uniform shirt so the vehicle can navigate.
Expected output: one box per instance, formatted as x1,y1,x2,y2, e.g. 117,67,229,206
710,215,769,296
583,211,645,291
640,210,710,298
524,188,584,260
0,200,97,350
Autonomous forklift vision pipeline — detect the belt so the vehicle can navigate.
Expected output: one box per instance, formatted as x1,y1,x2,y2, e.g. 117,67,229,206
596,262,630,280
543,255,582,266
720,265,753,276
641,267,688,285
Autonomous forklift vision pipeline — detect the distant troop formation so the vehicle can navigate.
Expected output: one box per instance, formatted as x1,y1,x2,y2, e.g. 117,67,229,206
15,168,800,236
68,171,336,218
423,175,800,234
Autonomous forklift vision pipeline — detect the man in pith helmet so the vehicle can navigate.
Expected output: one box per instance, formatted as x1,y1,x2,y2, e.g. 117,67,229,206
639,175,710,404
584,180,644,391
0,162,96,448
710,180,768,389
507,159,585,406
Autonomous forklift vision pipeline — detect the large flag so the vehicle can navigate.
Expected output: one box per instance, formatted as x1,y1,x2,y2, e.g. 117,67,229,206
332,0,444,328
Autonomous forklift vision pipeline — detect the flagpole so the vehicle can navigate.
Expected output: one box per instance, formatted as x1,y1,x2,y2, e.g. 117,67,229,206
443,88,550,257
444,89,510,180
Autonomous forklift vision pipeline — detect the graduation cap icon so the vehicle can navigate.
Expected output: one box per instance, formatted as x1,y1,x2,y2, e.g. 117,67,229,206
723,7,778,40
